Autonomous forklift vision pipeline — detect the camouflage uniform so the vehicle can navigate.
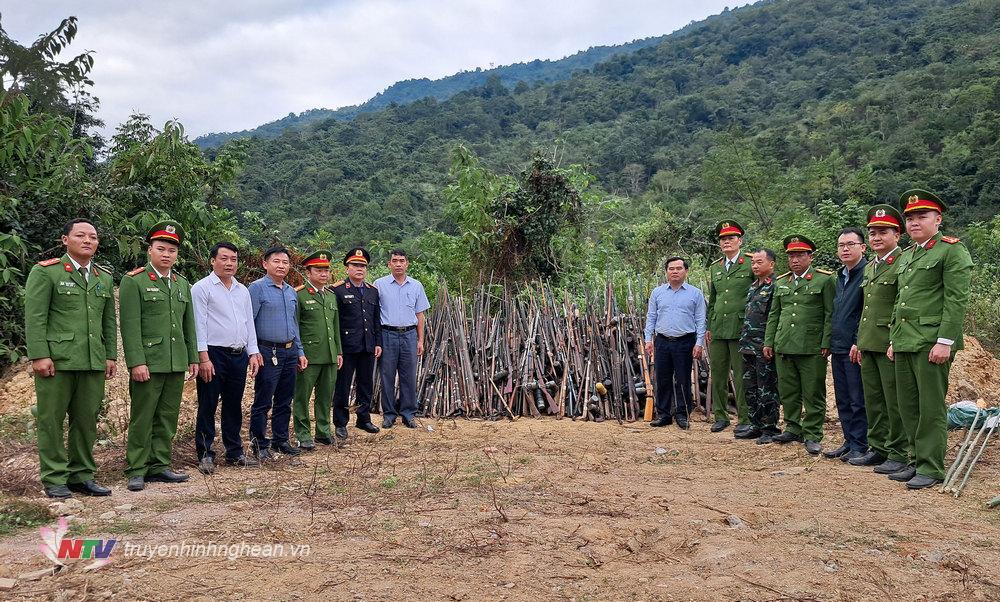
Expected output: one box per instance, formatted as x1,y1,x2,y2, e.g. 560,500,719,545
739,276,779,433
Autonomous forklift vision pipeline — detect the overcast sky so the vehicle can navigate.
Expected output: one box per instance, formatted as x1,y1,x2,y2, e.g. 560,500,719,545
5,1,737,139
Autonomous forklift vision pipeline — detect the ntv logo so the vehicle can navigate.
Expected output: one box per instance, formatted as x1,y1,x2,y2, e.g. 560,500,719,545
38,517,115,569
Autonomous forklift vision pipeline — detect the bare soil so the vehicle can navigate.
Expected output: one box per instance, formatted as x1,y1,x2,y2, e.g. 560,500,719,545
1,342,999,601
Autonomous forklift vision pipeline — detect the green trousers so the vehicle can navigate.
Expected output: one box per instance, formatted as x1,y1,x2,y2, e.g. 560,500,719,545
894,346,951,480
126,372,184,477
34,370,105,487
861,351,908,463
775,353,828,442
292,363,337,443
710,338,747,423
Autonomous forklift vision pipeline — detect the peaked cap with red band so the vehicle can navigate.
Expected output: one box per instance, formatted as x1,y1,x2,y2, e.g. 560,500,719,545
303,250,333,268
899,188,946,215
715,220,745,238
782,234,816,254
866,204,903,230
147,219,184,246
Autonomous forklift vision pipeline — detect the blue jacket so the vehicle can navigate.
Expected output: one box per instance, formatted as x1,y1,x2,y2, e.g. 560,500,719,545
831,258,868,354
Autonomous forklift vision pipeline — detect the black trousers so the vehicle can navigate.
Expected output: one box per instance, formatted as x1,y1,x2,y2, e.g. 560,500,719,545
653,333,696,420
334,351,376,427
196,347,249,461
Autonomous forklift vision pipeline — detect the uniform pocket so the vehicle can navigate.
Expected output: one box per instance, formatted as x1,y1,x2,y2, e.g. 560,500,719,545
918,316,941,326
143,337,163,348
47,332,75,360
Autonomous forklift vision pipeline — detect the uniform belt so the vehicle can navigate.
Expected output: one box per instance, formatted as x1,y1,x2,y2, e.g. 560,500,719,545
383,325,416,333
656,332,695,341
208,345,245,355
259,340,295,349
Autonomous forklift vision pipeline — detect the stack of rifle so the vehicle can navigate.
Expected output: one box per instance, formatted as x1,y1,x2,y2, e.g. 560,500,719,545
410,281,655,422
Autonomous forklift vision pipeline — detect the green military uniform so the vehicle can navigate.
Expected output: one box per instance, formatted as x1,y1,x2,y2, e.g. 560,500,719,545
739,274,779,435
120,221,198,478
890,190,973,482
292,251,343,445
25,254,116,488
707,220,753,427
857,205,908,466
764,235,835,443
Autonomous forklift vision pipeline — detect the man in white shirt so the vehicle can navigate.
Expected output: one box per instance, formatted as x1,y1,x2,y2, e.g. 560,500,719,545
191,242,263,474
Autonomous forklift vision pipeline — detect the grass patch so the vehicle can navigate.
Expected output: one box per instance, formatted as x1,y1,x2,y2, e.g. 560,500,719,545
0,499,50,536
380,475,400,490
0,413,36,445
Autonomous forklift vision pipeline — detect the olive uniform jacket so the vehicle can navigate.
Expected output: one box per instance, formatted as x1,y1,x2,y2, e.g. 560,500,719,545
707,253,753,339
296,283,342,364
119,264,198,372
24,254,117,371
889,233,974,353
856,248,902,353
763,266,835,355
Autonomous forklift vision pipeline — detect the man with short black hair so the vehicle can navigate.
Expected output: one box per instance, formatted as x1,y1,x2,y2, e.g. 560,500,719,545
375,249,430,428
739,248,781,443
248,247,307,460
192,242,262,473
644,256,706,430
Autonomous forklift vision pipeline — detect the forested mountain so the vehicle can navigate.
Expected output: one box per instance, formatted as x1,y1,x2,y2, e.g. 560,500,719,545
222,0,999,255
193,32,678,149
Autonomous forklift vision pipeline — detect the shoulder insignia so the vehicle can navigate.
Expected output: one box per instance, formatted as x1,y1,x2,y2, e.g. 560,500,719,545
127,267,145,276
886,255,896,265
942,235,960,244
744,252,753,257
294,284,305,292
332,280,345,287
777,271,791,279
716,257,725,265
815,268,833,275
37,258,60,267
903,244,915,252
738,256,745,265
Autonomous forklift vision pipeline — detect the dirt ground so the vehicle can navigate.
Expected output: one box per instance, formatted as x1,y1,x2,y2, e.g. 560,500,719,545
1,341,1000,601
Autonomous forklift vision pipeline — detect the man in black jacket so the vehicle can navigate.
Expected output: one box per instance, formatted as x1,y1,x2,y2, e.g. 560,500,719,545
824,227,869,462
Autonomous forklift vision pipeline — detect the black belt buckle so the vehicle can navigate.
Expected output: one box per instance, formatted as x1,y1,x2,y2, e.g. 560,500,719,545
228,346,245,355
385,325,416,333
261,340,294,349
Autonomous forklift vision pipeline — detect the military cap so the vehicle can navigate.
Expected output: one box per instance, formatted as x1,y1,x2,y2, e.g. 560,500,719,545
866,204,903,230
783,234,816,254
147,220,183,246
303,250,333,268
343,247,370,266
900,189,946,214
715,220,745,238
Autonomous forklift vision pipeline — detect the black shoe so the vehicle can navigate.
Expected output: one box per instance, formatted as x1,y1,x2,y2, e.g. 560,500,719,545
44,484,72,499
906,474,943,490
271,441,302,456
735,427,762,439
676,417,690,430
772,431,802,444
755,433,776,445
650,417,672,427
848,450,885,467
146,469,190,483
888,465,917,482
841,450,864,463
357,422,380,434
822,443,850,459
402,417,417,429
335,426,348,440
226,454,259,467
711,420,730,433
315,436,334,445
804,441,822,455
255,448,276,462
298,440,316,451
382,418,395,429
874,459,907,474
733,424,752,436
127,476,145,491
67,480,111,496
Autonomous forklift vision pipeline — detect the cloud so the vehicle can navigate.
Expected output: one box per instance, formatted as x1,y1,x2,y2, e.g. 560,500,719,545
3,1,735,139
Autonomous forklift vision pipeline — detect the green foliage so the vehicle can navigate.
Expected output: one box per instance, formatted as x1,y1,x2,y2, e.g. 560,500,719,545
0,499,51,536
965,216,1000,350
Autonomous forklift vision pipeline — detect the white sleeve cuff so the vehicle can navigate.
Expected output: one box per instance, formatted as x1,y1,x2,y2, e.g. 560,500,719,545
936,338,954,346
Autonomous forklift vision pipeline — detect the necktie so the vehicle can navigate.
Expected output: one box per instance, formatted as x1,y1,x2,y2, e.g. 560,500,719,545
79,266,89,282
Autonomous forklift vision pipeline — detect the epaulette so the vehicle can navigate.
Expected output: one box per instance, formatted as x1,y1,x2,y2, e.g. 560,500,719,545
96,263,113,275
294,284,305,292
332,279,345,287
941,235,960,244
744,252,753,257
716,257,725,265
37,258,60,267
777,271,791,279
815,268,833,275
903,244,916,252
127,267,145,277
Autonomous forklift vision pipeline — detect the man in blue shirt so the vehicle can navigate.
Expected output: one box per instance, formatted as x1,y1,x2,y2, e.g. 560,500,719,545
374,249,431,428
248,247,307,460
644,257,707,429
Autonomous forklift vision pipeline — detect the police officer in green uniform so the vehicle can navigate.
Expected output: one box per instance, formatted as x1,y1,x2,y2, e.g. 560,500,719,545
706,220,753,435
25,218,117,498
887,190,973,489
739,248,781,443
292,251,343,449
120,221,199,492
848,205,909,474
763,235,835,455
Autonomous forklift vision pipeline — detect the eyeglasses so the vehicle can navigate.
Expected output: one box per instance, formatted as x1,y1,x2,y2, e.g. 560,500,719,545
836,242,864,249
